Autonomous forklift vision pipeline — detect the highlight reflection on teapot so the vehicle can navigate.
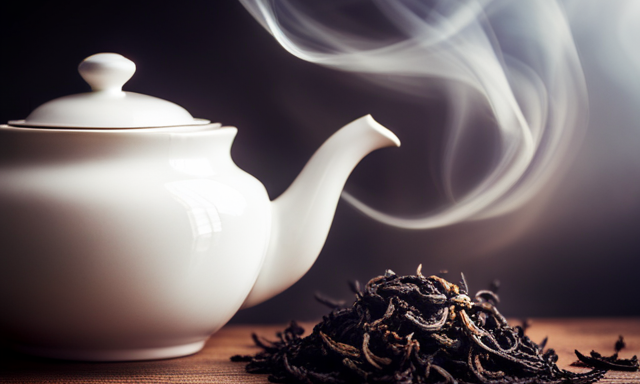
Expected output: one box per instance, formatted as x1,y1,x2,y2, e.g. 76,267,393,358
0,53,400,361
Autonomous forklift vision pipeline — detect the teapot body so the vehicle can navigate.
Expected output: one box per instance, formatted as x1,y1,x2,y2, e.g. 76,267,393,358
0,53,403,362
0,124,272,360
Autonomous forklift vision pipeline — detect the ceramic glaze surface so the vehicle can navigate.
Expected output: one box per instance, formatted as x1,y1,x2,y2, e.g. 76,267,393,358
9,53,210,128
0,124,270,359
0,53,401,361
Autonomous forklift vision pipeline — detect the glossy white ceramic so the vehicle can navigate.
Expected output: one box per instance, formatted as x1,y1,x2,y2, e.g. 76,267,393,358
0,54,400,361
9,53,210,128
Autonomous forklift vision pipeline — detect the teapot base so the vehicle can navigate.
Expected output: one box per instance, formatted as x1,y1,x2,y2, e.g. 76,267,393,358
11,340,206,362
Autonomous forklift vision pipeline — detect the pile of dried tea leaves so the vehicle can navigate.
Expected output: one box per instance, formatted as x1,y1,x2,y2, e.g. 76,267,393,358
232,268,621,383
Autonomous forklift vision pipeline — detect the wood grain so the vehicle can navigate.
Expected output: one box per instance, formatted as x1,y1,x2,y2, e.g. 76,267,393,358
1,318,639,383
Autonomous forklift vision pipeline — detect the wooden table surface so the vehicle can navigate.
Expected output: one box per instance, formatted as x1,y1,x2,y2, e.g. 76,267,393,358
1,318,639,383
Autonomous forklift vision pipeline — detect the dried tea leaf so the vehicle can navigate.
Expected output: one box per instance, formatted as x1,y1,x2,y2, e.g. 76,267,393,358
232,270,608,383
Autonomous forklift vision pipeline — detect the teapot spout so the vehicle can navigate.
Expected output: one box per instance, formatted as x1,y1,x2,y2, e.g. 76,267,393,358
242,115,400,308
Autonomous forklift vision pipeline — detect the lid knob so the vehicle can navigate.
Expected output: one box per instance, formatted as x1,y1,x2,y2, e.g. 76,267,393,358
78,53,136,94
8,52,211,128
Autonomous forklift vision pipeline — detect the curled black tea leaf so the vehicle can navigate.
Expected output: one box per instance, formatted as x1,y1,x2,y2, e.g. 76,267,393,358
571,335,638,372
574,349,639,372
233,270,608,383
614,335,626,353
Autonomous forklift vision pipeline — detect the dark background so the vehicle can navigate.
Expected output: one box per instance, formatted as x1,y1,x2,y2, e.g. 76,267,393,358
1,1,639,322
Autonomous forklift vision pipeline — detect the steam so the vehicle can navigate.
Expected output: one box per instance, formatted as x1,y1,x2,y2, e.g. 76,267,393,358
239,0,588,229
573,0,640,101
618,2,640,69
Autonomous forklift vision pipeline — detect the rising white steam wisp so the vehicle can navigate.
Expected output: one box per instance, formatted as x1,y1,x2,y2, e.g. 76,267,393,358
618,2,640,70
239,0,588,229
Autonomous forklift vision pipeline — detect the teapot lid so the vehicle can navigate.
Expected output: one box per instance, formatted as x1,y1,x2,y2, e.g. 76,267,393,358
8,53,210,129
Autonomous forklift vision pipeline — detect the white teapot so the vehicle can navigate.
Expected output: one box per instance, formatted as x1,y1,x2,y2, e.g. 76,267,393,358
0,53,400,361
